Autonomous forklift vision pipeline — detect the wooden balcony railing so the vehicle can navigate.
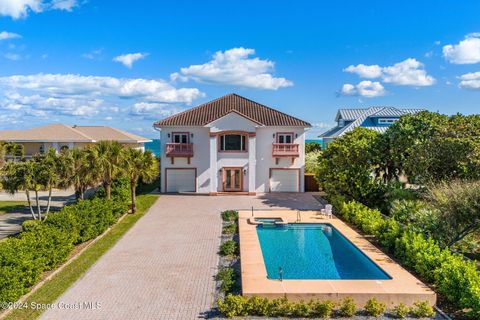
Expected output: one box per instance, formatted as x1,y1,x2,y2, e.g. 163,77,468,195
272,143,300,157
165,143,194,157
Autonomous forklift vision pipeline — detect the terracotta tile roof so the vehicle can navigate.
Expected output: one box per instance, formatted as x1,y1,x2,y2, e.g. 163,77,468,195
0,124,151,143
154,93,311,127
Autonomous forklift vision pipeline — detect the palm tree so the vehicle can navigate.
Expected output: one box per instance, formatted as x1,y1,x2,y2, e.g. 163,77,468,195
123,148,159,213
5,142,24,162
87,141,124,199
0,142,6,169
68,148,95,200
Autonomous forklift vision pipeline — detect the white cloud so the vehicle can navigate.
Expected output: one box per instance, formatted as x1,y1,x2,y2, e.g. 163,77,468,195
113,52,148,68
344,64,382,78
171,47,293,90
0,74,204,103
340,81,386,98
4,53,21,61
382,58,435,86
82,48,103,60
0,31,22,40
0,0,78,19
458,72,480,90
443,33,480,64
344,58,435,86
0,74,204,122
130,102,184,120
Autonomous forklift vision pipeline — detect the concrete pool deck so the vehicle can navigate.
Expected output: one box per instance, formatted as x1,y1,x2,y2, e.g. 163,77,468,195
239,210,436,307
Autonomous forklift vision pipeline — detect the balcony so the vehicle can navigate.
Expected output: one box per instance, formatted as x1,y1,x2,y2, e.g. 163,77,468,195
272,143,299,157
166,143,193,163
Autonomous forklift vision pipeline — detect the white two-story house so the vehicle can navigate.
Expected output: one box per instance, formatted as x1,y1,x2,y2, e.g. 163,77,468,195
154,94,311,195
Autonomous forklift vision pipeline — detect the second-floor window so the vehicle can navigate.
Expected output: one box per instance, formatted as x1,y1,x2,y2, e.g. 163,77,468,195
378,118,398,124
172,132,189,144
220,134,246,151
276,133,293,144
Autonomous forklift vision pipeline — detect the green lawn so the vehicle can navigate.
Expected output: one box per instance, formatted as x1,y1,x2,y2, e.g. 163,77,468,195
5,194,159,320
0,201,28,215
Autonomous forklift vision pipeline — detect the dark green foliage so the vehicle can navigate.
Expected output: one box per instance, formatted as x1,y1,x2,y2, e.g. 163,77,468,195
0,184,129,306
310,300,334,318
222,223,237,235
305,141,322,153
216,267,236,293
221,210,238,222
339,297,356,317
364,298,386,317
219,240,238,257
316,128,385,208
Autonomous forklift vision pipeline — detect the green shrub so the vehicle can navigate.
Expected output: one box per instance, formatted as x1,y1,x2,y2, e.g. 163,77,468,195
311,300,334,318
221,210,238,222
245,296,270,316
222,223,237,235
374,218,402,253
217,294,248,318
411,301,435,318
268,297,294,316
291,300,311,317
339,297,356,317
216,268,236,293
219,240,238,257
0,193,128,306
392,303,410,319
364,298,386,317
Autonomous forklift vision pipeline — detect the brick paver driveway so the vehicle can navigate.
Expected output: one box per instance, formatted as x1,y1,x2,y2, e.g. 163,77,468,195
41,193,321,320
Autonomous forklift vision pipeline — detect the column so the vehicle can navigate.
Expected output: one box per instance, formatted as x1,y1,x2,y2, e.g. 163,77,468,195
209,134,218,195
248,135,256,195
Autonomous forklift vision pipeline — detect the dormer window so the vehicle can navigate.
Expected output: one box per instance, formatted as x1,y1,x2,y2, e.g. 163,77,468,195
378,118,398,124
338,119,345,127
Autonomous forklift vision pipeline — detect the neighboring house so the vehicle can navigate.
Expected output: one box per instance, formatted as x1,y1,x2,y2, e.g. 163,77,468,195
0,124,151,158
319,107,425,144
154,93,311,194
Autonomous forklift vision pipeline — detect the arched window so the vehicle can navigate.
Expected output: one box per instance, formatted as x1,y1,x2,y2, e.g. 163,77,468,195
60,145,70,153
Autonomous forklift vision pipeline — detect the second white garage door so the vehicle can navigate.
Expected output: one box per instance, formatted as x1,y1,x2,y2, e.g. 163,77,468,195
166,169,196,192
270,169,299,192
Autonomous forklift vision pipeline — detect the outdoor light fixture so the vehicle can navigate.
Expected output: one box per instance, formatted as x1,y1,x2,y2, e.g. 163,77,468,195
243,169,247,175
190,133,194,138
167,133,170,138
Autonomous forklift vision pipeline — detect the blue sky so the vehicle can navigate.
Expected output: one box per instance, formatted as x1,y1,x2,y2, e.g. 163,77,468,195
0,0,479,138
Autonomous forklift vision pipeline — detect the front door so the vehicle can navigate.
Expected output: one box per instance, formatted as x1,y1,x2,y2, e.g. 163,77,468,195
223,168,242,191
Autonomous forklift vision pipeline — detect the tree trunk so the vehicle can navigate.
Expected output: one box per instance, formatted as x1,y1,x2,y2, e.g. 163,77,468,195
34,190,42,221
130,182,137,214
105,183,111,199
44,186,53,219
25,190,37,220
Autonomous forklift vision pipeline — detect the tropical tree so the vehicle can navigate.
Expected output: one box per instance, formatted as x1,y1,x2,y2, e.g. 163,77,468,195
87,141,124,199
0,142,6,169
425,180,480,247
5,142,25,162
316,127,384,207
122,148,158,213
67,148,96,200
305,141,322,153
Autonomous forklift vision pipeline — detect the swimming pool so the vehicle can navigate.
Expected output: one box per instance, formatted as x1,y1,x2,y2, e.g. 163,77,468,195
256,223,391,280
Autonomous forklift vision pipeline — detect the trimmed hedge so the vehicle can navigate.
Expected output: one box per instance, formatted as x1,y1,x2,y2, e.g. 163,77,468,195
333,196,480,318
0,192,128,306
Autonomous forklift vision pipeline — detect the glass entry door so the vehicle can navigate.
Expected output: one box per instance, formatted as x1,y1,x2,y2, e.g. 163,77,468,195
223,168,242,191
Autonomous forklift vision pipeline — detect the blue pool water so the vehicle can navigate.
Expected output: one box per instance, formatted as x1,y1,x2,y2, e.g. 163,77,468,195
256,223,391,280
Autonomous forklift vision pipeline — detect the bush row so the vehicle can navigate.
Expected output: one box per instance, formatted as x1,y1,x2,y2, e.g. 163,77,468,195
0,190,128,306
217,294,434,318
331,195,480,318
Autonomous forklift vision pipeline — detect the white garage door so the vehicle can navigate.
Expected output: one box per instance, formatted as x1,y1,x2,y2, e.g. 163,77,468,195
166,169,196,192
270,169,299,192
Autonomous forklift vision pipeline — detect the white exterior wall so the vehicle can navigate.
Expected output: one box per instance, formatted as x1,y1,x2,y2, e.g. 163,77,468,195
157,112,307,194
254,127,306,193
159,127,211,193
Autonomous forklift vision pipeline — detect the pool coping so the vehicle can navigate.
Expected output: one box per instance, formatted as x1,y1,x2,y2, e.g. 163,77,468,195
239,210,436,307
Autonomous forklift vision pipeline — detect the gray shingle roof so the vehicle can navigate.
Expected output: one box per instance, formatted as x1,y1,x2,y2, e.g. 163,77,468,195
320,106,425,138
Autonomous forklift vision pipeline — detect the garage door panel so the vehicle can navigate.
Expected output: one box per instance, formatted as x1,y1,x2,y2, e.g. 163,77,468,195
166,169,196,192
270,169,299,192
